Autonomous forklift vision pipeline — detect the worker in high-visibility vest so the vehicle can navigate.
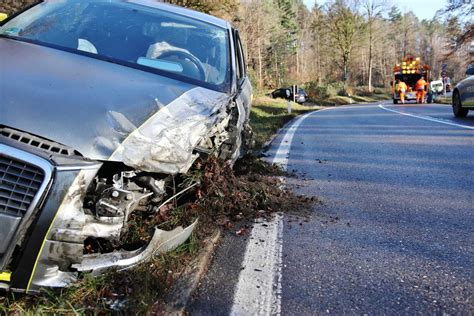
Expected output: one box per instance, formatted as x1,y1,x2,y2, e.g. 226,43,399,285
416,76,428,104
396,79,407,104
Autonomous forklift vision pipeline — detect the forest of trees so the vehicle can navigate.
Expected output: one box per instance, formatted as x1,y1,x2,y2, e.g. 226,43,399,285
2,0,472,94
168,0,472,94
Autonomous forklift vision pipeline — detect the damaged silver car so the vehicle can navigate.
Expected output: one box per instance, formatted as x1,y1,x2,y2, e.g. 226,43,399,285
0,0,252,293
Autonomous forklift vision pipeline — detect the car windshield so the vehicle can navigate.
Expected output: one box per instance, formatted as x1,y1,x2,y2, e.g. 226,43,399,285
0,0,230,91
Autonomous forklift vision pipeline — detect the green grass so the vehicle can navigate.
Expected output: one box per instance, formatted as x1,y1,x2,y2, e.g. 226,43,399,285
327,96,354,105
250,96,321,149
434,95,452,105
309,93,391,106
373,93,393,101
350,95,374,103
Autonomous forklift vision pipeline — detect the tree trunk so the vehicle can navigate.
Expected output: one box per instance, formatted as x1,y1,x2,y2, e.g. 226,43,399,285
343,52,349,84
296,48,300,83
257,38,263,89
368,26,373,92
274,49,280,87
316,34,322,85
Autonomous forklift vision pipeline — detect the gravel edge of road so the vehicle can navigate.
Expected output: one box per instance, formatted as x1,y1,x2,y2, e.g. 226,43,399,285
163,230,222,315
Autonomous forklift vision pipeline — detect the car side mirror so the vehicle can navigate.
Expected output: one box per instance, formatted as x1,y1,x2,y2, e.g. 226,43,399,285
0,13,8,22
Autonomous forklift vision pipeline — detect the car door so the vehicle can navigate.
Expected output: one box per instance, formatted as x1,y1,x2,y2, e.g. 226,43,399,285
220,29,252,161
462,67,474,107
271,89,282,98
233,29,252,121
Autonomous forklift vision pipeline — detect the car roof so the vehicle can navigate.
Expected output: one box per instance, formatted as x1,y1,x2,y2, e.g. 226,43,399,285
126,0,230,29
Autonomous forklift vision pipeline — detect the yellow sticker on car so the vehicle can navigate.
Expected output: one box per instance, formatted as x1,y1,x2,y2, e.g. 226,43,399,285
0,272,11,282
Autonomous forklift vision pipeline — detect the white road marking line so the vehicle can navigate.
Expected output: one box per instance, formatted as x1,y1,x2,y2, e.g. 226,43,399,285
331,104,379,109
379,104,474,130
230,214,283,316
230,111,314,316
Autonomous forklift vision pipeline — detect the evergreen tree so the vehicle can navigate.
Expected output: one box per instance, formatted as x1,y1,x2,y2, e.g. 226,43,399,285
388,6,402,23
276,0,299,51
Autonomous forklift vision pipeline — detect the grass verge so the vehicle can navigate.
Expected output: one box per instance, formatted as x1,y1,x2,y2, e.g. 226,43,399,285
251,96,321,150
434,95,452,105
310,93,392,106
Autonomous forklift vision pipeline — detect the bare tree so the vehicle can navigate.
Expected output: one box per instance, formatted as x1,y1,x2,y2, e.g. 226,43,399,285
361,0,385,92
326,0,364,85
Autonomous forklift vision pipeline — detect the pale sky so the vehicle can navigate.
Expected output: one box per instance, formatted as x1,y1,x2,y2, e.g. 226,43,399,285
303,0,448,20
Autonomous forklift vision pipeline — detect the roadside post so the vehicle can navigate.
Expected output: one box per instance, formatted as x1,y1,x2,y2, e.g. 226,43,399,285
441,63,448,96
285,88,292,114
288,85,296,114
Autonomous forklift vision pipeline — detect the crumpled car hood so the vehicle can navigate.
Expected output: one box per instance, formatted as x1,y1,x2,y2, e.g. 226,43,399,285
0,38,230,169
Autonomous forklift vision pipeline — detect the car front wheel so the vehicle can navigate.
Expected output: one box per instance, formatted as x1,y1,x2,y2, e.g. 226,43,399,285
453,91,469,118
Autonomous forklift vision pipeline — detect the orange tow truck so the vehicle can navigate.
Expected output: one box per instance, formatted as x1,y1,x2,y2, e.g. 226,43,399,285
392,56,431,104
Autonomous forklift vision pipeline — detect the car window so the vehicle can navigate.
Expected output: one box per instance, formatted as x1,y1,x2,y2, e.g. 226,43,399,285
234,31,245,82
0,0,230,91
466,66,474,77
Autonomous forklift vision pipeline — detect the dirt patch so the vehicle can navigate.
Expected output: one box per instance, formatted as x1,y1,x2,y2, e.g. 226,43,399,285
192,156,314,233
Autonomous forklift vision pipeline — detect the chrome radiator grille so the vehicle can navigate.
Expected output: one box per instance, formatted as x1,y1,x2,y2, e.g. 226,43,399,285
0,145,52,269
0,156,45,216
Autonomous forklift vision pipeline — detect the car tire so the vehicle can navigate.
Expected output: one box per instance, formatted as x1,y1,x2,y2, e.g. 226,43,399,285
453,91,468,118
393,99,398,104
427,94,433,104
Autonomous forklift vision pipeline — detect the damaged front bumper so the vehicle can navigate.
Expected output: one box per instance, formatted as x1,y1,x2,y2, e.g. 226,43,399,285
0,85,250,294
0,139,197,294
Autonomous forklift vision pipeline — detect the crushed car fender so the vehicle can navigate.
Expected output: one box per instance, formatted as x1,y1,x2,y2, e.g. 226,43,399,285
28,166,198,291
28,168,101,291
109,87,233,174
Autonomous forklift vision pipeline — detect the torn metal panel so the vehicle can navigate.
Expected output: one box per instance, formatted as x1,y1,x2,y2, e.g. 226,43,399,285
28,162,198,291
229,97,247,164
82,215,124,240
73,220,198,273
44,240,84,267
29,167,100,291
110,87,232,174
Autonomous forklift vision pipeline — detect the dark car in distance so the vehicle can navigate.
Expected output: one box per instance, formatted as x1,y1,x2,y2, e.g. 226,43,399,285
271,87,308,104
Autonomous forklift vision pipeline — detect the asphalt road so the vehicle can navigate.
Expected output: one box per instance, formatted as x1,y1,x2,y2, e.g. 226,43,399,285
189,102,474,315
